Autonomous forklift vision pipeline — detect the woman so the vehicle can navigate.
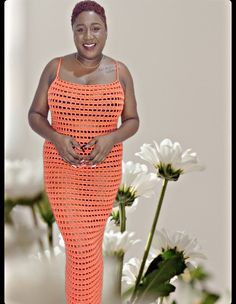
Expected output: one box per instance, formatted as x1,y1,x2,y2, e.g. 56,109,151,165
28,1,139,303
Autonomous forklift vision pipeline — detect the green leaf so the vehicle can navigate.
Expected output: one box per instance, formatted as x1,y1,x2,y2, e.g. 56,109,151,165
189,265,210,283
138,283,175,302
5,192,43,207
135,256,186,303
4,199,16,224
144,249,185,279
121,285,135,301
35,192,55,225
201,291,220,304
143,254,163,277
110,209,120,225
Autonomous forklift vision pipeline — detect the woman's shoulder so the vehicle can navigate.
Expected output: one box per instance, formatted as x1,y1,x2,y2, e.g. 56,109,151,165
42,54,73,82
42,56,61,81
44,53,75,69
105,55,129,70
105,55,133,83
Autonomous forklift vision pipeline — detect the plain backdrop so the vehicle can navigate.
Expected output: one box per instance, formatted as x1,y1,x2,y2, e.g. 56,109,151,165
5,0,231,295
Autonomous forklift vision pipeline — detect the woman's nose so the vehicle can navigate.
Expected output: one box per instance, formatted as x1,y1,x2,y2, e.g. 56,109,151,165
85,29,93,39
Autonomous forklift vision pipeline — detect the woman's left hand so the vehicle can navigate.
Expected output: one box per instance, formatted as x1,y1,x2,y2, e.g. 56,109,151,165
83,133,116,165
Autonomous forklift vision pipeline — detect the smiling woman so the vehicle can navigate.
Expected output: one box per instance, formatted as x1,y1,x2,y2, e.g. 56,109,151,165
27,1,139,303
5,0,231,302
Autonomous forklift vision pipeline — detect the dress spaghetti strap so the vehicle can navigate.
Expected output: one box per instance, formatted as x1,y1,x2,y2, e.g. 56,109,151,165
56,57,62,78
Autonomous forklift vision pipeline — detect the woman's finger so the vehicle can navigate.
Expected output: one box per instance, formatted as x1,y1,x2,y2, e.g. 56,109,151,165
61,153,82,165
90,154,106,165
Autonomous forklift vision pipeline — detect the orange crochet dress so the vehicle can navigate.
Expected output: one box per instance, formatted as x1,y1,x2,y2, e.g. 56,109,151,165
43,57,124,304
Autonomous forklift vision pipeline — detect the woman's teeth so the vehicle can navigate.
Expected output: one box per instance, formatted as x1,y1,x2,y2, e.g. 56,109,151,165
83,43,96,48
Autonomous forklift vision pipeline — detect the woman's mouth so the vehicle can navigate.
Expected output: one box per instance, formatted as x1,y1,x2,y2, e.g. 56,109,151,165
83,43,96,51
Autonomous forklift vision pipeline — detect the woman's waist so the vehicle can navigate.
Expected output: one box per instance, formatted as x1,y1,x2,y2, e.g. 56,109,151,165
52,125,118,138
52,122,119,130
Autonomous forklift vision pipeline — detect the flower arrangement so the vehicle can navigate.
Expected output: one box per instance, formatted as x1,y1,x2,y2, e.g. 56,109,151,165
101,138,229,303
4,139,231,303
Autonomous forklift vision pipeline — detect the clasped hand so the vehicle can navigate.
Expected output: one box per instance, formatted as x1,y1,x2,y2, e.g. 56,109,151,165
53,133,116,166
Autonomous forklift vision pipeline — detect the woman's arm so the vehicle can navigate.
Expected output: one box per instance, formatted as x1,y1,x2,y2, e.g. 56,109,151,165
28,58,60,143
28,58,83,165
111,61,140,145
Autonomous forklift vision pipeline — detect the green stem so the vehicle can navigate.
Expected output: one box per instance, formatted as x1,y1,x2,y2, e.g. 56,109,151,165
48,222,53,249
117,200,126,300
130,179,169,303
30,205,44,252
119,200,126,233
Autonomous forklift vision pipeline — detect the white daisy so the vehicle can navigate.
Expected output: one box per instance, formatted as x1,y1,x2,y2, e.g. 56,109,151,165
103,230,141,257
135,139,205,181
116,161,159,207
150,229,207,267
105,214,121,233
122,257,152,288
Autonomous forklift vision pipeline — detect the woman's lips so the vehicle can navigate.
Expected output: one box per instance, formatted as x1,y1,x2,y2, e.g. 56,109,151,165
83,43,96,51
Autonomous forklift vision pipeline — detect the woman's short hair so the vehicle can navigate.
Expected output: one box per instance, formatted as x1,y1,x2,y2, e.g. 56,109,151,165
71,1,107,29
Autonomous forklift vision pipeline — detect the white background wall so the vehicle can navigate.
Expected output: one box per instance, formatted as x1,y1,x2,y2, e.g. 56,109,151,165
5,0,231,295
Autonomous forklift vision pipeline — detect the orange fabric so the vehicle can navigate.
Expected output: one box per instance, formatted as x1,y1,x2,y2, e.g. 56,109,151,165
43,57,124,304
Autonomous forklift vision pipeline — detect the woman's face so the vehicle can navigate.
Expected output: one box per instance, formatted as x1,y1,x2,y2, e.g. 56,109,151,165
72,11,107,60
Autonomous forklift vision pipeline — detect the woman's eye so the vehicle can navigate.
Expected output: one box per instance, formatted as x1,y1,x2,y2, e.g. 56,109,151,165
93,27,100,31
77,28,84,32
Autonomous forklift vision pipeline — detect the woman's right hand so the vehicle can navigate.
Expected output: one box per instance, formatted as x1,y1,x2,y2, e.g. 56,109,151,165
52,133,84,166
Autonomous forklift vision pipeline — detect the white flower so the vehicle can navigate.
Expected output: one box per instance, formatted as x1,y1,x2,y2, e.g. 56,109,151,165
112,201,140,218
122,160,149,185
106,200,139,231
130,171,159,198
150,229,207,267
5,158,44,200
135,139,205,180
122,257,152,288
119,160,159,201
105,215,120,232
103,230,141,257
126,198,139,214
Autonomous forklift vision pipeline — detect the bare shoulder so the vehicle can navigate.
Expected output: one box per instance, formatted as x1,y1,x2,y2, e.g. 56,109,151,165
41,57,61,84
105,56,132,75
39,53,73,84
117,61,133,80
116,60,135,91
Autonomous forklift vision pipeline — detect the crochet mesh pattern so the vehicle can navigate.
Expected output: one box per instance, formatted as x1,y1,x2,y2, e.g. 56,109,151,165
43,57,124,304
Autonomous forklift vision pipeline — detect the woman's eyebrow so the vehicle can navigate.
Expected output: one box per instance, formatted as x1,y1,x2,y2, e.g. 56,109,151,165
75,22,102,27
